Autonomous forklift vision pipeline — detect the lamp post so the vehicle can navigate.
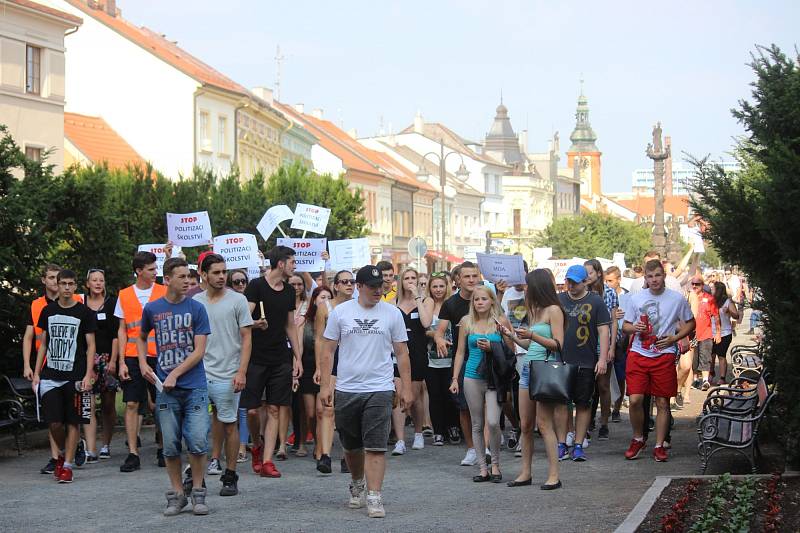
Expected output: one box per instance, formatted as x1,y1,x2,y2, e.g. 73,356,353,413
416,139,470,270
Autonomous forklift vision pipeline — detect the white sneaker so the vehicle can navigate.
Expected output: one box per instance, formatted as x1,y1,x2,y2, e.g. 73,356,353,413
514,440,522,458
206,458,222,475
499,432,505,448
460,448,478,466
392,440,406,456
566,432,575,447
366,490,385,518
412,433,424,450
348,478,366,509
582,437,590,449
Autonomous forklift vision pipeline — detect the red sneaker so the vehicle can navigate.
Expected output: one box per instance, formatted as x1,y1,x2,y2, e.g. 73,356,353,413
251,445,262,474
286,433,296,446
653,445,669,462
54,455,65,479
260,460,281,478
305,431,314,445
57,467,73,483
624,439,646,460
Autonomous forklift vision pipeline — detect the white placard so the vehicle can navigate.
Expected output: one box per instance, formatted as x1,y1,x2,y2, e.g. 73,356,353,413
290,203,331,235
257,205,294,240
476,253,527,285
328,238,370,271
539,258,586,284
277,238,327,272
596,257,615,273
166,211,212,247
533,247,552,265
247,265,263,281
613,253,627,271
138,243,182,277
213,233,260,270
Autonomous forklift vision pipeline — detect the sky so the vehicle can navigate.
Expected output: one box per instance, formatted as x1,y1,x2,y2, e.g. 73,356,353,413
120,0,799,192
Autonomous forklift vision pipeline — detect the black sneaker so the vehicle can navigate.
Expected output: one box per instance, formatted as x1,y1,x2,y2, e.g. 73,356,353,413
340,458,350,474
75,439,87,467
316,454,332,475
86,453,99,464
120,453,141,473
447,426,462,444
433,434,445,446
40,457,57,474
598,426,609,440
157,448,166,467
219,469,239,497
507,429,519,450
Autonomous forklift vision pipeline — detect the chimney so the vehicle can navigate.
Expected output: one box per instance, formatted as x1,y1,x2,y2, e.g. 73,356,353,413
413,110,424,134
519,130,528,154
252,87,274,105
347,128,358,139
294,103,305,114
665,136,673,197
312,108,323,120
105,0,116,16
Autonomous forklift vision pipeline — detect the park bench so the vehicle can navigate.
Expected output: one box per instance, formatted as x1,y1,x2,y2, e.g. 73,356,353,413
0,375,42,453
730,344,763,378
697,375,774,474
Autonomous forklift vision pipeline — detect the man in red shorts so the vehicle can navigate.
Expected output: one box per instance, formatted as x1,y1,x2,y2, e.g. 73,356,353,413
622,260,695,462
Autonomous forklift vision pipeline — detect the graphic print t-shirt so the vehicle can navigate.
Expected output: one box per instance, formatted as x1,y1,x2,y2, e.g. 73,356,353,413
141,297,211,389
558,292,611,368
624,288,694,358
38,302,97,381
501,287,529,355
323,300,407,393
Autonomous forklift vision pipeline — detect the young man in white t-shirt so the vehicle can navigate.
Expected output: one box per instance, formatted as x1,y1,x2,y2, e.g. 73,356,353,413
319,265,414,519
622,260,695,462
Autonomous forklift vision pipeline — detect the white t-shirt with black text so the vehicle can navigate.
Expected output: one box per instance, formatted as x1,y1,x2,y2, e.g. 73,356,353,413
323,299,408,393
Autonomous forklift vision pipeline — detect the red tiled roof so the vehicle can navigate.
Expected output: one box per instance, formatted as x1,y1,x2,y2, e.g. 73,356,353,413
614,195,691,219
64,0,246,95
64,112,145,169
4,0,83,25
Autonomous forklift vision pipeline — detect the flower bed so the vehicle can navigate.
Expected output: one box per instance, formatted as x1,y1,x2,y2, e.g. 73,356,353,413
635,474,800,532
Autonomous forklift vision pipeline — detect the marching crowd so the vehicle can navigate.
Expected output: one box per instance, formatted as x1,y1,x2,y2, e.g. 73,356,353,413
22,243,754,518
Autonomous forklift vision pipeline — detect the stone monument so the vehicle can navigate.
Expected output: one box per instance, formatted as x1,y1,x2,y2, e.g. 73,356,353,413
646,122,670,258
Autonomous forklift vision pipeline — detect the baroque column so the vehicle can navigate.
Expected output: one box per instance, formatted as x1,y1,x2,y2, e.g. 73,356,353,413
646,122,670,257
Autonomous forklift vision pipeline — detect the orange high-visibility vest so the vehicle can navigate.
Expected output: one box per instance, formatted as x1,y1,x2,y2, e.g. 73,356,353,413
31,295,83,351
119,284,166,357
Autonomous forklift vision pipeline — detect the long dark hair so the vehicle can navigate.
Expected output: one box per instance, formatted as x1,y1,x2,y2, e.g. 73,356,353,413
584,259,605,295
526,269,566,324
306,286,333,322
712,281,728,309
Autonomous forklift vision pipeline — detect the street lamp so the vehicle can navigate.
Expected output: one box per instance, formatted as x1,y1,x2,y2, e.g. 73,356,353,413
416,139,470,269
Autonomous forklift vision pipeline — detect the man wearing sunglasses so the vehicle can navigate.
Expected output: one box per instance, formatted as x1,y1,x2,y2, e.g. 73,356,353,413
690,275,720,391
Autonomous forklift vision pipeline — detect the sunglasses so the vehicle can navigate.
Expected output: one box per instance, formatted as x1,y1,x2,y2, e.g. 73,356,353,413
691,282,703,286
337,279,355,285
431,272,448,278
86,268,105,279
232,279,248,286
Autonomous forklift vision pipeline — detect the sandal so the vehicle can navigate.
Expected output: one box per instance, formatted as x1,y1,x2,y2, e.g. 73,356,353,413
275,450,288,461
295,448,308,457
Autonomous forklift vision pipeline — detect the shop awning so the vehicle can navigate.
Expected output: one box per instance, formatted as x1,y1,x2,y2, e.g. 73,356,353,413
426,250,464,264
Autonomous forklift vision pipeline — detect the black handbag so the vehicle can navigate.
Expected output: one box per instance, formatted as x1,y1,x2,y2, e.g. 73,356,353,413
528,340,577,403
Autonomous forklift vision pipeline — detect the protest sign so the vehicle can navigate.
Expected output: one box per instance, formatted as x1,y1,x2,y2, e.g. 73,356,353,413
538,257,586,284
138,243,182,276
532,247,552,266
613,252,627,271
476,253,526,285
596,257,615,273
328,238,370,271
213,233,260,270
277,237,327,272
290,203,331,235
247,265,263,281
166,211,212,247
257,205,294,240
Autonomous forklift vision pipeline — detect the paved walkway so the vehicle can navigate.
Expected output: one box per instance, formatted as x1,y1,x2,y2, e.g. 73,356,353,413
0,318,760,532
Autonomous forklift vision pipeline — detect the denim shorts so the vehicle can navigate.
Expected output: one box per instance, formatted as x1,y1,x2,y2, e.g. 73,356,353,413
207,379,240,423
519,361,531,390
157,387,210,457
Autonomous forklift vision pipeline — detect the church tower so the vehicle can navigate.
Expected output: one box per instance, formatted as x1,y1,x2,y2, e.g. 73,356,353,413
484,98,524,170
566,81,601,197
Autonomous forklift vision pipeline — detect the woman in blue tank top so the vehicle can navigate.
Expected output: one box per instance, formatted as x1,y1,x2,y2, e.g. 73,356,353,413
450,286,515,483
498,269,565,490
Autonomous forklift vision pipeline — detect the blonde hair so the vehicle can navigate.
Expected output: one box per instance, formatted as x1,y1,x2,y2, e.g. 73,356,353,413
396,267,419,303
462,285,502,334
426,272,452,302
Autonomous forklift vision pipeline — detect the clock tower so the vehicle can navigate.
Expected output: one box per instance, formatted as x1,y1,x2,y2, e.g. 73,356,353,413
566,80,602,197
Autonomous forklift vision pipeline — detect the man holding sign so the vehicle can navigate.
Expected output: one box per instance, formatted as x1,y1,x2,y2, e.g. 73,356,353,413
241,245,303,479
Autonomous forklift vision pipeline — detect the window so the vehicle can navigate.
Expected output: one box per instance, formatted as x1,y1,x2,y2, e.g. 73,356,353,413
513,209,521,235
199,111,210,150
25,146,42,162
218,116,228,154
26,45,41,94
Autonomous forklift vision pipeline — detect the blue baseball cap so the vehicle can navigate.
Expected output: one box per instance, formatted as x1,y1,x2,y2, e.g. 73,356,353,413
565,265,588,283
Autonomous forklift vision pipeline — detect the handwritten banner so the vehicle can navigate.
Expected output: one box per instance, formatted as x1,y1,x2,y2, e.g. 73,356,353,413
290,203,331,235
328,238,370,272
257,205,294,240
538,258,586,284
166,211,212,247
213,233,260,270
277,237,327,272
137,243,182,277
476,253,526,285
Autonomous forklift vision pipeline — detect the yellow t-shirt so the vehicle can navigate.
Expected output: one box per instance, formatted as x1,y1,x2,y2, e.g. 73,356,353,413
382,288,397,302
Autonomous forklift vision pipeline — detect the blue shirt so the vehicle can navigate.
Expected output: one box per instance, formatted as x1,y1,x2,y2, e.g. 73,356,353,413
141,296,211,389
464,332,502,379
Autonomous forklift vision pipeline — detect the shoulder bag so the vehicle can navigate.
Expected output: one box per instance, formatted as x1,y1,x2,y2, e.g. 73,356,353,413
528,339,577,403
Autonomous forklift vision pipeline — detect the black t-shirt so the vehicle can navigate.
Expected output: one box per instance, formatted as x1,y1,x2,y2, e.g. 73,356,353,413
438,293,471,358
86,296,119,355
245,276,295,364
37,301,97,381
558,291,611,368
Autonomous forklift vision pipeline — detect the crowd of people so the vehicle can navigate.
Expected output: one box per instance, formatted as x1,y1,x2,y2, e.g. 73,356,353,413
22,243,757,518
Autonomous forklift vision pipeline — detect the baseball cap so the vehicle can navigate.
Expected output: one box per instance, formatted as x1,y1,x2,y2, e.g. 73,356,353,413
565,265,588,283
356,265,383,287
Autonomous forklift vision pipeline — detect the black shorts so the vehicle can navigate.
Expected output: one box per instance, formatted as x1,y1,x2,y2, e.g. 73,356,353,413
120,357,157,404
712,334,733,358
409,349,427,382
41,381,91,425
571,367,596,407
240,361,293,408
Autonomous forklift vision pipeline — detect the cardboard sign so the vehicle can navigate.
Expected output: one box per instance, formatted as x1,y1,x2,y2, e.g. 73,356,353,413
257,205,294,240
476,253,526,286
539,257,586,284
166,211,212,247
613,253,627,271
328,238,370,271
247,265,263,281
290,203,331,235
213,233,260,270
138,243,182,276
277,238,327,272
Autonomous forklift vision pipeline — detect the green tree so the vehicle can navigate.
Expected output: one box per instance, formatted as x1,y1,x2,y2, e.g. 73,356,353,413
689,44,800,467
535,212,652,262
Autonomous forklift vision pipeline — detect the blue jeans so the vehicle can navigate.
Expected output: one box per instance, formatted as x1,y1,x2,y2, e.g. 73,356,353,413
156,387,210,457
750,310,762,330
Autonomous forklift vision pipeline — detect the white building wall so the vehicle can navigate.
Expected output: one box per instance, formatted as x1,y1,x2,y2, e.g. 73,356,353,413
310,144,344,177
195,92,235,176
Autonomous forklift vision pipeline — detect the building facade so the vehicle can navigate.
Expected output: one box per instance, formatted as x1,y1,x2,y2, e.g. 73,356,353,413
565,85,602,198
